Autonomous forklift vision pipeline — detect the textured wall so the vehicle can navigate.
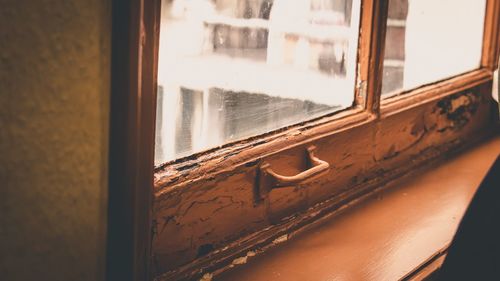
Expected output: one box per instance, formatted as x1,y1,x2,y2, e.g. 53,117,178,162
0,0,110,280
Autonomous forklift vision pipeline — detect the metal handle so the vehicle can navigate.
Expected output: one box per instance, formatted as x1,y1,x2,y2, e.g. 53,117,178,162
256,145,329,201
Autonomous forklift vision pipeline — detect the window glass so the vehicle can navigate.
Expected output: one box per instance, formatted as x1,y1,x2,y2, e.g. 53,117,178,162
382,0,486,96
155,0,362,165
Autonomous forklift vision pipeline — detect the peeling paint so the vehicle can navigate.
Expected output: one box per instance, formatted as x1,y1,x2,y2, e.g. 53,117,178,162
199,273,213,281
230,250,257,267
436,92,480,132
273,234,289,244
153,87,494,279
232,256,248,265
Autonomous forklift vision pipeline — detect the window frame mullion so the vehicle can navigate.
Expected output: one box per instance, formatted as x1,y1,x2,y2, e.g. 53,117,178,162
356,0,389,117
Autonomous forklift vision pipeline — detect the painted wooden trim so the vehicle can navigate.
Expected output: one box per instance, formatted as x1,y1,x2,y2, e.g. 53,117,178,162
381,68,493,116
155,69,493,194
150,0,498,280
106,0,160,280
153,80,496,280
481,0,500,70
356,0,389,112
360,0,389,115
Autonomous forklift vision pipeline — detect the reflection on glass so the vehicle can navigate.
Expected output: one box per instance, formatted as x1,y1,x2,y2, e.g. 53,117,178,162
155,0,361,165
382,0,486,96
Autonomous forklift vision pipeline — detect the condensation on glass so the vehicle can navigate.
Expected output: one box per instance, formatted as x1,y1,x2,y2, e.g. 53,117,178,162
382,0,487,96
155,0,362,165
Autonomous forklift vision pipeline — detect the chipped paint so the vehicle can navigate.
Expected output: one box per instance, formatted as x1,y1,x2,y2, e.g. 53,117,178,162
199,273,213,281
153,85,495,280
273,235,289,244
231,250,257,267
232,256,248,265
436,92,481,132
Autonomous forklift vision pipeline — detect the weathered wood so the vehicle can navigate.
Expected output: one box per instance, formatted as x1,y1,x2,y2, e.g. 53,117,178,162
381,69,492,115
149,1,500,280
481,0,500,70
153,78,495,280
154,108,370,194
356,0,390,114
107,0,160,280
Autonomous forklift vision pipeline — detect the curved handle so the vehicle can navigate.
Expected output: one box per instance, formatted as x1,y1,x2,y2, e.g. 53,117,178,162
257,146,329,201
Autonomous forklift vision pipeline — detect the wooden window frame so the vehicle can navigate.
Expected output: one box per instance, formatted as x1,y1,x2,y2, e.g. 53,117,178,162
106,0,500,280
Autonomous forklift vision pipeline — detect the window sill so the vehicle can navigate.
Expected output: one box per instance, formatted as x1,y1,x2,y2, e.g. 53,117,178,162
215,136,500,281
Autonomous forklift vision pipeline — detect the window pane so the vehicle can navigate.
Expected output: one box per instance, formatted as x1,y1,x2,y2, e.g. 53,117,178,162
155,0,361,164
382,0,486,96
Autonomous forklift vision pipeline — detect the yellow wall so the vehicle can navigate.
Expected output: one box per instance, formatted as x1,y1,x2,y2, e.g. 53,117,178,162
0,0,110,280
